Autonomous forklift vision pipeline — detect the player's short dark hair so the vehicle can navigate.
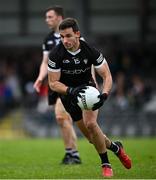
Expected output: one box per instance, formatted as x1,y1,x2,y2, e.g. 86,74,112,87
59,18,79,32
45,5,64,18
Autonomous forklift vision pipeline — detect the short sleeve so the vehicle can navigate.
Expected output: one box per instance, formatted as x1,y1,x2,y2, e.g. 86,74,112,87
42,37,49,53
48,50,61,72
91,47,107,68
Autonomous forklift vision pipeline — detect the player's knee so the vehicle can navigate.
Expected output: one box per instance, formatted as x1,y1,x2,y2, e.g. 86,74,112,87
85,121,97,131
56,115,71,128
55,115,65,126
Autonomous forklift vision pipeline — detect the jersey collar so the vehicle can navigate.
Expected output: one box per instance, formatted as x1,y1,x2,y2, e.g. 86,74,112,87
54,32,60,38
67,49,81,55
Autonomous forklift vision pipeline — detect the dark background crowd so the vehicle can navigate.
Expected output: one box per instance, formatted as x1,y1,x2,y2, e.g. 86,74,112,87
0,39,155,114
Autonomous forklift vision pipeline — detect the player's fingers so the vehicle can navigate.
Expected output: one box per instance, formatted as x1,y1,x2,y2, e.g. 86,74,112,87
36,87,40,93
34,84,40,93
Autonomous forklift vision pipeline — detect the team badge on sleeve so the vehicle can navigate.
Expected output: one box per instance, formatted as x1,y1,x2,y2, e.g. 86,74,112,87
48,59,56,68
96,53,104,64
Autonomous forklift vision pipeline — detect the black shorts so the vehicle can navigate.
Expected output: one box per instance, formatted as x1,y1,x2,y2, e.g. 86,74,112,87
48,86,59,105
60,94,82,122
59,81,97,121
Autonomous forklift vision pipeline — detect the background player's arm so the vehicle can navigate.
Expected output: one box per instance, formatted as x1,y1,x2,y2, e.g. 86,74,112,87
95,62,112,95
38,53,49,81
33,53,48,92
48,71,68,95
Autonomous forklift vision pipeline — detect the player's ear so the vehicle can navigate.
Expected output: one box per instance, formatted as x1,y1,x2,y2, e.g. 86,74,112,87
58,15,63,21
75,31,80,38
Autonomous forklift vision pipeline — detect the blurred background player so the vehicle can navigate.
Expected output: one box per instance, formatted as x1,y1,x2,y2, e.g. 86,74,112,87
33,6,81,165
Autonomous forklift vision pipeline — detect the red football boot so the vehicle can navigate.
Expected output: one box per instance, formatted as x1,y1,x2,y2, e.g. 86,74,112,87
114,141,132,169
102,164,113,177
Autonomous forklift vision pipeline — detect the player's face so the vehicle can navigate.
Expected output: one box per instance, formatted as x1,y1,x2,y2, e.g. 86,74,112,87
45,10,61,30
60,28,80,52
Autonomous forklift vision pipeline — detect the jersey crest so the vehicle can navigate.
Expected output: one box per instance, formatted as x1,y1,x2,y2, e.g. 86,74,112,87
83,59,88,64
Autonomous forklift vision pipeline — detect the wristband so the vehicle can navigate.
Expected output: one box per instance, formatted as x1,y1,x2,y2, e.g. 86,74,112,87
66,87,73,95
102,93,108,100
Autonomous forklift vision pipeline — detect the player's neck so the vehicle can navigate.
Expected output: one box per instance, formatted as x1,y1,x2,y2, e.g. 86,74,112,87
51,24,60,33
70,40,80,52
55,27,60,33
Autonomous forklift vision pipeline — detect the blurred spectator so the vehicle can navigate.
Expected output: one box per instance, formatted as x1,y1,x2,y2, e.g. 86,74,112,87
128,74,152,109
112,71,129,110
0,75,14,117
4,63,22,103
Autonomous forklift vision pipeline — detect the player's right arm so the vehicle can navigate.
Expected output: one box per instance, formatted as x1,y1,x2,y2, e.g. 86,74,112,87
48,70,68,95
48,47,69,94
33,53,48,93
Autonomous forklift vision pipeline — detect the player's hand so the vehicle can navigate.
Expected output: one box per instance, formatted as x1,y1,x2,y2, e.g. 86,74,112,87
33,79,43,93
66,85,87,103
92,93,108,111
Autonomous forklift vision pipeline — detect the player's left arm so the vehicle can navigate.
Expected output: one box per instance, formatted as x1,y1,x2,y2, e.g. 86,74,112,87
95,62,113,96
91,62,112,111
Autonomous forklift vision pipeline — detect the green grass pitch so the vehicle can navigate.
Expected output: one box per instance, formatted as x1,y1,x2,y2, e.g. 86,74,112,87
0,137,156,179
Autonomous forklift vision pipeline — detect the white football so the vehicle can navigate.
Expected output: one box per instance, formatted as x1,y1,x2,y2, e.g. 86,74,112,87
77,86,100,110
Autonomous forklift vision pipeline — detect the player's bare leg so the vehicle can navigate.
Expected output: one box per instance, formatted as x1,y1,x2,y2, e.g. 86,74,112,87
76,120,92,143
55,98,81,164
77,110,113,177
